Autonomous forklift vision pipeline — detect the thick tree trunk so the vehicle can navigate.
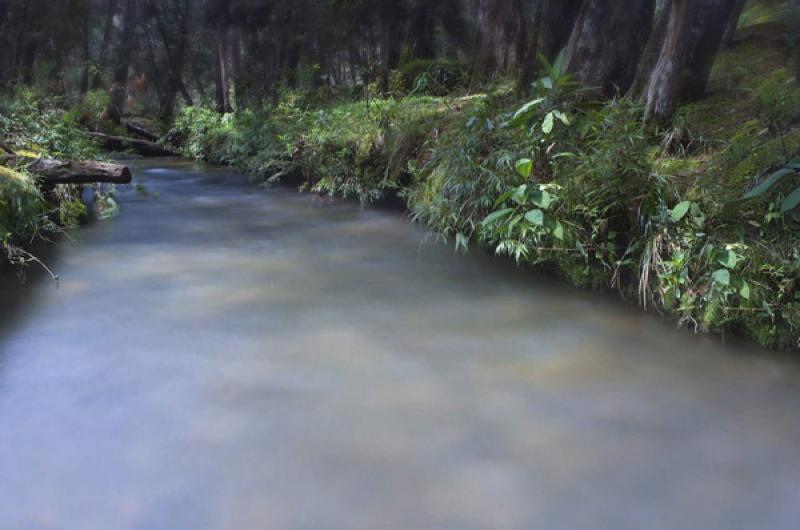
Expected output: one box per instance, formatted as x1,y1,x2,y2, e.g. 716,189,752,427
107,0,137,125
380,1,406,90
24,159,133,185
472,0,526,78
79,3,91,96
0,1,7,31
87,132,175,157
539,0,584,62
517,1,544,91
213,0,232,114
147,0,193,120
722,0,748,48
93,0,118,89
408,2,437,60
630,1,673,97
642,0,737,121
564,0,656,96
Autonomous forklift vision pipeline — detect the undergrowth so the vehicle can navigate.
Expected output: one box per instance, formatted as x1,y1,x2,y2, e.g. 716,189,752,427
173,2,800,351
1,89,105,269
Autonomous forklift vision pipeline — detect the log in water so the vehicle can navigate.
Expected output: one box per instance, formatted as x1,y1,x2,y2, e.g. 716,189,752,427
1,158,800,530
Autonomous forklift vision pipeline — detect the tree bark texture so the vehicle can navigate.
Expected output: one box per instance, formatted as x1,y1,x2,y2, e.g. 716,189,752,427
642,0,737,120
472,0,525,78
24,158,132,185
564,0,656,96
539,0,583,62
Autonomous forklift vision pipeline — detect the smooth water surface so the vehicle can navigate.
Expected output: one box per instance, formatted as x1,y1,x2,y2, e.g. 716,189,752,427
2,159,800,530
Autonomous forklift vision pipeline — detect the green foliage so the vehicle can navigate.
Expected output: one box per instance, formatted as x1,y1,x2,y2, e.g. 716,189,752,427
0,90,103,266
175,50,800,350
0,88,100,160
398,59,469,97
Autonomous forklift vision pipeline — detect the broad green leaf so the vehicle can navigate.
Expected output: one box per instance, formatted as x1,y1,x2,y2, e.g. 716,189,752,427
509,98,545,127
552,221,564,240
512,184,528,204
542,112,554,134
742,167,795,199
525,209,544,226
482,208,514,225
553,110,570,125
493,189,514,208
740,281,751,300
712,268,730,287
717,249,738,269
515,159,533,179
780,186,800,213
530,190,552,209
671,201,692,222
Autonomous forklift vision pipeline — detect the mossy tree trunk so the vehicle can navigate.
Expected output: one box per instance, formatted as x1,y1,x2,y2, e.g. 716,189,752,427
641,0,737,121
564,0,656,96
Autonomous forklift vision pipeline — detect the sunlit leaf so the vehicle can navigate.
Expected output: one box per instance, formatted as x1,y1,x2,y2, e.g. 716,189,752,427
515,158,533,179
542,112,554,134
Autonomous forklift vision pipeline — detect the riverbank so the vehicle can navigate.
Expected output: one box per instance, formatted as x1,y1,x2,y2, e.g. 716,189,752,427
173,1,800,351
0,90,122,270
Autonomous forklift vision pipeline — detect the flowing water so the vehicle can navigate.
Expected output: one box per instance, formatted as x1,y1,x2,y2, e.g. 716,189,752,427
1,158,800,530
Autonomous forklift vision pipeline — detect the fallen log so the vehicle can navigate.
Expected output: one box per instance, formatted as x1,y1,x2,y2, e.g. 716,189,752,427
21,158,132,185
125,121,160,142
87,132,175,157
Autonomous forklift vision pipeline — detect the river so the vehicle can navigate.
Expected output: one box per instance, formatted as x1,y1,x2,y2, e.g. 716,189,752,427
1,158,800,530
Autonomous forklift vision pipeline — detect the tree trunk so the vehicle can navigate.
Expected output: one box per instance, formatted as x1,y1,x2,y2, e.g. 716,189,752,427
517,0,544,91
722,0,748,48
107,0,137,125
380,1,406,90
539,0,584,62
564,0,656,97
408,2,437,60
0,0,7,31
213,0,232,114
472,0,526,78
93,0,118,89
642,0,737,121
630,0,672,97
147,0,193,120
79,2,91,96
24,158,133,185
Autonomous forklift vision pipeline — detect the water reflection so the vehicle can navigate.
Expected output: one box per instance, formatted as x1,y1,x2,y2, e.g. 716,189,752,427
1,159,799,530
